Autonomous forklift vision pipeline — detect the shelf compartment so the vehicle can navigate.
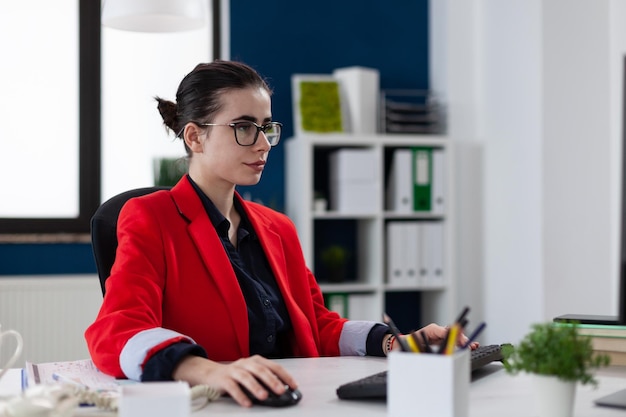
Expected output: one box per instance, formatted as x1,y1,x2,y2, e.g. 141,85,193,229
313,218,379,285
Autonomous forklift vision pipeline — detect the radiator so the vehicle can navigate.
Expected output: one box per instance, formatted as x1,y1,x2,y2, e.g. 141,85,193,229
0,275,103,366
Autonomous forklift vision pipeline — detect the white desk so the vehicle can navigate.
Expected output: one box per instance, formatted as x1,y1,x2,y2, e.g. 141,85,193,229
3,357,626,416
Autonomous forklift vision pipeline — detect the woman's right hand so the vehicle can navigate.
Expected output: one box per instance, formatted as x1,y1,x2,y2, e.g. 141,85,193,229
171,354,298,407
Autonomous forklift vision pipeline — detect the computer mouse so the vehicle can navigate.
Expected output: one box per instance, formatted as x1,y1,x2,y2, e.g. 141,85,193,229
240,380,303,407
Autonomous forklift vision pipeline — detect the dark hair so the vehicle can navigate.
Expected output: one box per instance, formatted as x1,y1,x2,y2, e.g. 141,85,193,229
155,60,272,153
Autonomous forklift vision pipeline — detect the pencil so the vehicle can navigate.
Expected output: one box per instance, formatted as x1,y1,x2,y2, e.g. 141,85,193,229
407,332,422,353
443,324,459,355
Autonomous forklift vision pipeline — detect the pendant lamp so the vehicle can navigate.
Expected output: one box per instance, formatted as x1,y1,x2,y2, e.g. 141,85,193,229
101,0,207,33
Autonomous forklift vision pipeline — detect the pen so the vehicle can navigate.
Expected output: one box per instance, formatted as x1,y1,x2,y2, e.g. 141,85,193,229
459,317,468,331
383,313,411,352
21,368,28,391
419,330,433,353
52,373,89,390
437,326,451,354
454,306,470,325
462,322,486,349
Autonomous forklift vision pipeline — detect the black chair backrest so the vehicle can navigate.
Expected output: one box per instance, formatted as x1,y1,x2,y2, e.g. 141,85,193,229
90,186,170,296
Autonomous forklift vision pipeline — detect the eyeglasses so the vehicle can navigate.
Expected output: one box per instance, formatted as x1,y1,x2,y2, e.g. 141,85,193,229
197,121,283,147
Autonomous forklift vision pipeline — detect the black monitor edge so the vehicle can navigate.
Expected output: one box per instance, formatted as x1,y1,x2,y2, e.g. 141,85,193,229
553,55,626,327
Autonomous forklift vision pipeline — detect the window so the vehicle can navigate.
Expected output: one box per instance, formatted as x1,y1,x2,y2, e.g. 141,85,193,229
0,0,100,236
0,0,219,239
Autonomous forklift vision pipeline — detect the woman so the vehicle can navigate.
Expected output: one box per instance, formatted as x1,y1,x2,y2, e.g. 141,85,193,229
85,60,476,407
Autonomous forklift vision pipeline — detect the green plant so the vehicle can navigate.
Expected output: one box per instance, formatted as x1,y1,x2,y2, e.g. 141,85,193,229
502,322,610,386
320,245,349,269
154,157,188,186
320,245,350,283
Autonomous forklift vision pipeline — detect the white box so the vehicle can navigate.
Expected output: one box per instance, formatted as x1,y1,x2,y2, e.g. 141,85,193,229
330,180,378,213
333,66,380,134
329,148,378,182
388,349,470,417
119,381,190,417
329,149,379,213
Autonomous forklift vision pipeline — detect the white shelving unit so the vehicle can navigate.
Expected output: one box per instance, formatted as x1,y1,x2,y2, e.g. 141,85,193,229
285,134,456,327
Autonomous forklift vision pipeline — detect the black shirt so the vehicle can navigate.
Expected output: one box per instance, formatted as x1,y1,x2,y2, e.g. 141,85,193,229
190,176,292,357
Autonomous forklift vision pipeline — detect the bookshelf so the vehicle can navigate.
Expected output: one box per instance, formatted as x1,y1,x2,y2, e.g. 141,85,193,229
285,133,456,330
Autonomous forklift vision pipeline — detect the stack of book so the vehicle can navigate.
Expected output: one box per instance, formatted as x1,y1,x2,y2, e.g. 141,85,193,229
576,324,626,365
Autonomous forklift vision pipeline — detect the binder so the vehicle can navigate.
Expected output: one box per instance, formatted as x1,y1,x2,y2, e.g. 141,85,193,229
404,221,422,287
386,149,413,213
325,292,349,317
412,147,432,211
348,293,379,321
386,221,406,286
431,148,445,214
422,222,445,286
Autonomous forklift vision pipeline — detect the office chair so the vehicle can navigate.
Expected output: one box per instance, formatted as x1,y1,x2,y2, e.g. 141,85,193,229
90,186,170,296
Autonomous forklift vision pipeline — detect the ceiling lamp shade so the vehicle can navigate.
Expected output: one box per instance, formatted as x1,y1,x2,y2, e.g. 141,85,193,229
101,0,207,33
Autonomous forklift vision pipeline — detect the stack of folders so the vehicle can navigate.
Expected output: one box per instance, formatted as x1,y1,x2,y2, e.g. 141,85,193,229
324,292,379,322
386,221,444,288
575,324,626,365
386,147,445,214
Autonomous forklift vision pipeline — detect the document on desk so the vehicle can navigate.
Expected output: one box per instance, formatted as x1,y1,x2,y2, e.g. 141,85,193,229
24,359,127,392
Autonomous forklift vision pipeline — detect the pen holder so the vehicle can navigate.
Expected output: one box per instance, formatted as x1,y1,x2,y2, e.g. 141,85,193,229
388,349,470,417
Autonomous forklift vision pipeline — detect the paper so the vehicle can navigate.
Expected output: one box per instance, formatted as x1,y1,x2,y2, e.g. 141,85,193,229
25,359,127,392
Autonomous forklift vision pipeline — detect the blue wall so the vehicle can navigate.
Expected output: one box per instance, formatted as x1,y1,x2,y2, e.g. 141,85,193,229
233,0,429,211
0,243,96,275
0,0,429,276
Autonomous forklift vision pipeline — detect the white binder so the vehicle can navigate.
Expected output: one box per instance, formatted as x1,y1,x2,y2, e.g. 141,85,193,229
431,149,446,214
422,222,445,286
404,221,422,287
386,221,406,286
386,149,413,213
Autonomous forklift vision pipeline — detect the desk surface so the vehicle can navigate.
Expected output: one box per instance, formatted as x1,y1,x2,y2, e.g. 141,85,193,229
3,357,626,416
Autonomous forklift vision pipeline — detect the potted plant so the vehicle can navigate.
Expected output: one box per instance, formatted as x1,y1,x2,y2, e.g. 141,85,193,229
502,322,610,417
320,245,350,283
153,157,188,187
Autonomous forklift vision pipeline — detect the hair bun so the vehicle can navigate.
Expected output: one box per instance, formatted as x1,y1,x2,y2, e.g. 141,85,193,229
155,96,179,134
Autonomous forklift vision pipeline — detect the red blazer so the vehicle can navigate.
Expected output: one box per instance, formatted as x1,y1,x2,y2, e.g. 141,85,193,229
85,178,347,378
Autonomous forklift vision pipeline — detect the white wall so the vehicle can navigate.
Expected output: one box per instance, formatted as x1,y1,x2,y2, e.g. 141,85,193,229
481,0,544,344
542,0,613,321
432,0,624,344
0,276,102,364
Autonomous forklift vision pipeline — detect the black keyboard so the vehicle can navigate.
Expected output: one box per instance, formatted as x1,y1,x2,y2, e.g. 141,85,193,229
336,344,505,400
